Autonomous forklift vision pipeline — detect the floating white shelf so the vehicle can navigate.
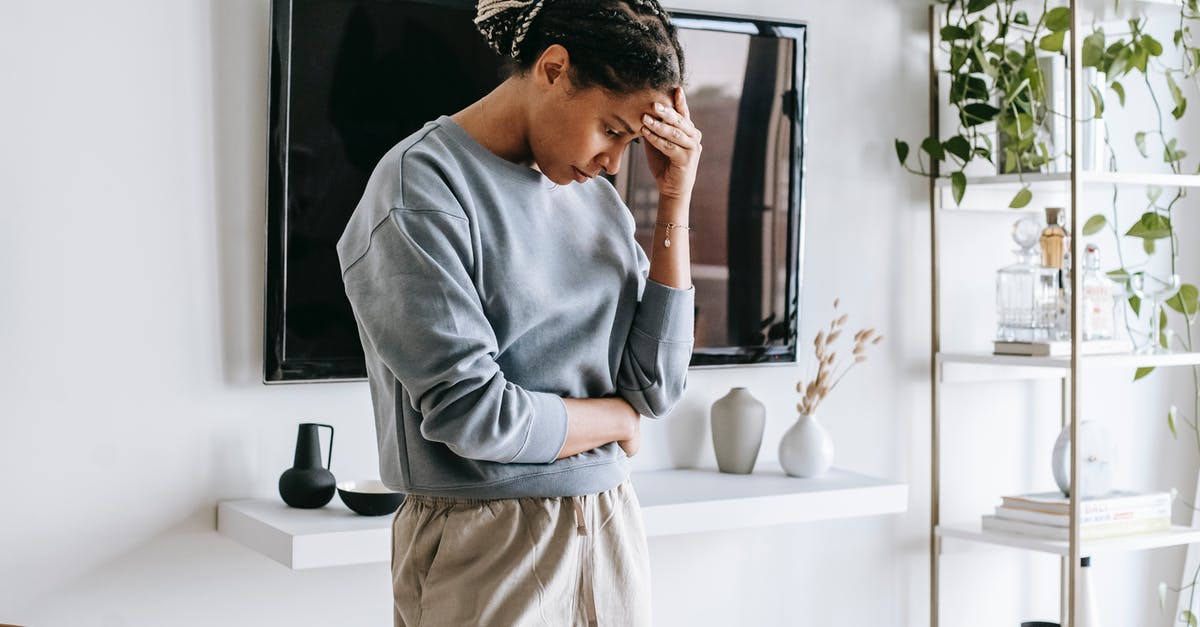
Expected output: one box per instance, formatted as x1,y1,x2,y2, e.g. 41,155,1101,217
218,465,907,569
937,522,1200,556
937,350,1200,381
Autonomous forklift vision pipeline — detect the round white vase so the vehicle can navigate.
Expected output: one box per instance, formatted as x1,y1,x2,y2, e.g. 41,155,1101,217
710,387,766,474
778,414,834,478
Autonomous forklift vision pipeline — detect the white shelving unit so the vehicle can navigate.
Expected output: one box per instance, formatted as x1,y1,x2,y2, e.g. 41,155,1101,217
925,3,1200,625
218,464,908,569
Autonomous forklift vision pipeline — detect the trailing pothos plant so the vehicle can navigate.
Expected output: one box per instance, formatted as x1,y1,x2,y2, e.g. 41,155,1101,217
896,0,1075,208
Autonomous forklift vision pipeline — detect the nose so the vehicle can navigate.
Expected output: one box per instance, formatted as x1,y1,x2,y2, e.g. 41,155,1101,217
597,146,623,175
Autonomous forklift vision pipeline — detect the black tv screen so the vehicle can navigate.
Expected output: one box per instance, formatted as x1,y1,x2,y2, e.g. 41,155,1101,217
264,0,808,382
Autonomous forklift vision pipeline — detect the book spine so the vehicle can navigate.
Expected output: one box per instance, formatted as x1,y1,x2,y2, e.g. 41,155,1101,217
1000,494,1171,514
996,504,1170,527
982,515,1170,540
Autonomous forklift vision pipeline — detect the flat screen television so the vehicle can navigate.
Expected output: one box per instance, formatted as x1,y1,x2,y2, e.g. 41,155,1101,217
264,0,809,382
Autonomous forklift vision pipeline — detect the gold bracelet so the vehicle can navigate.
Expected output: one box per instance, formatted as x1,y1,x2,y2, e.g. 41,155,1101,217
654,221,692,248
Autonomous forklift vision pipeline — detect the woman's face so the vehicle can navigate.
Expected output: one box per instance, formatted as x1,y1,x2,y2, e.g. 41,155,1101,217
530,73,672,186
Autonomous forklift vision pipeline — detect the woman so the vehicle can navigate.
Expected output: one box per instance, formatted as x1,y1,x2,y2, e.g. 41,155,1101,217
336,0,700,624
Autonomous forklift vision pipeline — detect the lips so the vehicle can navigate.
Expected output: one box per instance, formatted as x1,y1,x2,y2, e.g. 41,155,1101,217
572,167,594,184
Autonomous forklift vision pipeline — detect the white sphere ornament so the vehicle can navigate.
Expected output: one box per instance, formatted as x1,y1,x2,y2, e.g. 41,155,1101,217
1051,420,1115,498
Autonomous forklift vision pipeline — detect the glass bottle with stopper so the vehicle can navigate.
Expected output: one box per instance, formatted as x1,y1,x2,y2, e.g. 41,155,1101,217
996,217,1059,341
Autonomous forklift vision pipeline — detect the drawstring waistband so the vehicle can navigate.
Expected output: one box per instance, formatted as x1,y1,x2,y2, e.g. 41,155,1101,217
572,495,598,626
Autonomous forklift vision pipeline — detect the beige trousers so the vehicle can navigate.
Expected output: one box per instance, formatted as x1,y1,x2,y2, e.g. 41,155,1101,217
391,479,652,627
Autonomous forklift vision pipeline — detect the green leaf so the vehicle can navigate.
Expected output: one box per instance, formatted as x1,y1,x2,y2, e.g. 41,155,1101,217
1161,308,1169,348
1083,214,1107,235
1185,609,1199,627
1145,237,1157,254
1135,131,1149,158
951,75,990,103
1088,83,1105,118
961,103,1000,127
1009,187,1033,208
1132,44,1149,72
1135,366,1156,381
1014,10,1029,26
1176,29,1185,47
1130,294,1142,316
1046,7,1072,32
1167,73,1187,119
1143,34,1164,56
1125,212,1174,239
941,25,971,41
1168,407,1179,439
921,136,945,162
1040,31,1066,53
943,135,972,162
1148,186,1163,204
1108,268,1130,285
1083,30,1106,67
966,0,995,12
1111,81,1126,107
951,171,967,205
895,139,910,166
1167,284,1199,315
1164,138,1187,164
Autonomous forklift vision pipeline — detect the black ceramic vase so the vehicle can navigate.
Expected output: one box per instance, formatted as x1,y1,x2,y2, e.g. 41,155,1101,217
279,423,336,509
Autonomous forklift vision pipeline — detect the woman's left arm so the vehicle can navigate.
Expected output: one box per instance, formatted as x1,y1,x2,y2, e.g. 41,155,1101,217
616,87,701,419
639,86,702,290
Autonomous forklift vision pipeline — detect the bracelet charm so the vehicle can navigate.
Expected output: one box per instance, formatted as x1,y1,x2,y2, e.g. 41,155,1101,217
655,221,693,248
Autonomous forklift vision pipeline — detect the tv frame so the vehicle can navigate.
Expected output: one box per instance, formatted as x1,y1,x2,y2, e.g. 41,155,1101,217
262,0,809,383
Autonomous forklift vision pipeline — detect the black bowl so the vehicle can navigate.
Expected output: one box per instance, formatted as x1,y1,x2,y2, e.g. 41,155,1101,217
337,480,406,516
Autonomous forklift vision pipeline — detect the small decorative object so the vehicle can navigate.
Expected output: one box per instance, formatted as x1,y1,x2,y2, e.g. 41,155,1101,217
782,299,882,478
279,423,336,509
337,480,406,516
1129,271,1181,354
1050,420,1114,498
995,216,1059,342
1079,557,1101,627
710,387,766,474
778,414,834,478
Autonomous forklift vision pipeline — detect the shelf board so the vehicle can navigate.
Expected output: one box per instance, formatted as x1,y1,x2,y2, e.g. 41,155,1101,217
218,465,907,569
937,522,1200,556
935,172,1200,212
936,172,1200,188
938,350,1200,381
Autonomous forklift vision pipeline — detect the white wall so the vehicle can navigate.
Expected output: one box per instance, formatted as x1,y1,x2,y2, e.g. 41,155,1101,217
3,0,1194,625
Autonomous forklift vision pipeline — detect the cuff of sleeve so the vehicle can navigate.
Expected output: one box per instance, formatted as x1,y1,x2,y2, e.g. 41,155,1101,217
636,279,696,343
510,392,569,464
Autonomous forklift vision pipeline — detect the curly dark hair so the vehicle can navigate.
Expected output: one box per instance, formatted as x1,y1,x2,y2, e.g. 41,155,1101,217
474,0,685,96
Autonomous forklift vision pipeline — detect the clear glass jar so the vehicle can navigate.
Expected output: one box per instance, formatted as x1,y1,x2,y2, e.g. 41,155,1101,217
996,217,1060,341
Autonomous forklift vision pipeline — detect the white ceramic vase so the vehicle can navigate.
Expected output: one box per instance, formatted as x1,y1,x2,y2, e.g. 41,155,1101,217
710,387,766,474
778,413,834,478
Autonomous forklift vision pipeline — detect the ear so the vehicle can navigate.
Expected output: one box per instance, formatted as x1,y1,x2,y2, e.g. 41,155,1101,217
534,44,571,89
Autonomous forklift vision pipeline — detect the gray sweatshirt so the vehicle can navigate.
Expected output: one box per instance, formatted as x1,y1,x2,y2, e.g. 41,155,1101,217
336,115,694,499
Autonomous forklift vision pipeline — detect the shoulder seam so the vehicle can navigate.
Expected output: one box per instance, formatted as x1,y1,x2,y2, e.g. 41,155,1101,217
340,206,469,278
396,122,445,209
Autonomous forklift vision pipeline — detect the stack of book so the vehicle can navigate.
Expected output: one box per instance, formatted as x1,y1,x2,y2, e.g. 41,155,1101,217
992,338,1131,357
981,490,1172,540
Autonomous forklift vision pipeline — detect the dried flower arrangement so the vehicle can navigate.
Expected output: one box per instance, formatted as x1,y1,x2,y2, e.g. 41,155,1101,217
795,299,883,416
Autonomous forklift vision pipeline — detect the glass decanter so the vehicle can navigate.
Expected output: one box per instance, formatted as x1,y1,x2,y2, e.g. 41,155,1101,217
996,217,1060,342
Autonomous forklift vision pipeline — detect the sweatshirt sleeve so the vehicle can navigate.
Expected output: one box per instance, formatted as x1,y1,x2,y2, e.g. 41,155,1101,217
340,207,569,464
616,244,695,418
